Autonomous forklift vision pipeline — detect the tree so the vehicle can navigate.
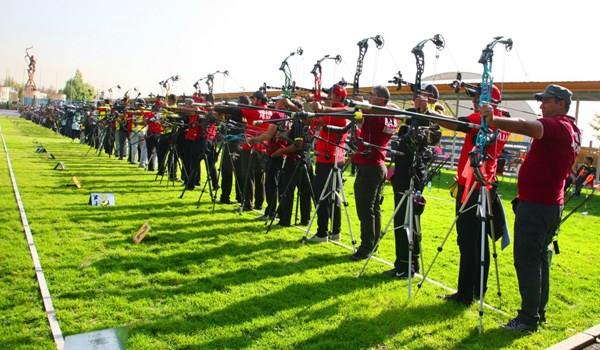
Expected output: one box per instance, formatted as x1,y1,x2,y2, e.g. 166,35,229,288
3,76,24,99
62,69,96,101
590,113,600,142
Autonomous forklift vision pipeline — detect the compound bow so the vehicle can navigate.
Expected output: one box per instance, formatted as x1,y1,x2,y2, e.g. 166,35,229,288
310,54,342,102
389,34,445,99
159,75,180,96
472,36,513,182
352,35,384,97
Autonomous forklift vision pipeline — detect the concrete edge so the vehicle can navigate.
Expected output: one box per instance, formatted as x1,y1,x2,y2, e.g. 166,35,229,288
547,323,600,350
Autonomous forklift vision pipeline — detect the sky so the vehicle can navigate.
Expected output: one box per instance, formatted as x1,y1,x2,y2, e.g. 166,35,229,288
1,0,600,145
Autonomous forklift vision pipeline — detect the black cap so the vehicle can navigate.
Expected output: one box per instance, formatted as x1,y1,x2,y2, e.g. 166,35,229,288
411,83,439,100
251,90,268,103
534,84,572,104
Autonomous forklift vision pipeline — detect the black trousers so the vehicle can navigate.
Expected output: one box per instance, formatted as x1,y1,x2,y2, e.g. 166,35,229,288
146,133,160,171
354,164,386,254
455,185,490,302
103,127,115,156
116,129,127,159
182,138,204,189
240,149,266,209
195,140,218,188
278,157,314,225
157,133,179,180
220,141,241,202
391,171,423,273
314,162,343,237
514,201,561,324
265,156,283,217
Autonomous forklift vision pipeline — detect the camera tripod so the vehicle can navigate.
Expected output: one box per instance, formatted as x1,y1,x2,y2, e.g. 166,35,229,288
156,132,186,188
194,141,221,212
265,151,316,233
85,124,104,156
358,174,424,295
415,176,504,334
302,156,357,251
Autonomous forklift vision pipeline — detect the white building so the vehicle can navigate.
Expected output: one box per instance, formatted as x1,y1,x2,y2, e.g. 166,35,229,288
0,86,19,103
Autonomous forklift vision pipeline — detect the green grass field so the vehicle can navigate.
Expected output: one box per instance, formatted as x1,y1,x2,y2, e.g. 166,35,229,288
1,115,599,350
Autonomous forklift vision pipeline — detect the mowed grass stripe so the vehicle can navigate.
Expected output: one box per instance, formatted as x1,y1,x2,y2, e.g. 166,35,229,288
0,116,599,349
0,119,56,350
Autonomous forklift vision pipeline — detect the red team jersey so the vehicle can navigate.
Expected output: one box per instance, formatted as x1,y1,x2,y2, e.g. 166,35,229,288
241,105,271,152
353,116,398,166
457,111,510,187
518,115,580,205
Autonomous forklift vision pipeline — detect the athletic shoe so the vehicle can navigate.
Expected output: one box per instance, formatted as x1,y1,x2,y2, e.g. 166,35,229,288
305,234,327,243
329,233,341,241
255,214,270,221
503,317,538,332
539,313,546,325
349,251,369,261
443,293,472,306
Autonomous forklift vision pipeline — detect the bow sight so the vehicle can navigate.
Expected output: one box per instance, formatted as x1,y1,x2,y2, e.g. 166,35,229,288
469,35,513,185
353,35,384,96
311,54,342,102
106,84,122,97
205,70,229,96
478,36,512,107
122,87,139,99
278,47,303,97
389,34,445,97
159,75,180,96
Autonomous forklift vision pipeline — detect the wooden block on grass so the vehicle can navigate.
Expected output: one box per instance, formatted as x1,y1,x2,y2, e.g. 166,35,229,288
70,176,81,189
133,222,151,244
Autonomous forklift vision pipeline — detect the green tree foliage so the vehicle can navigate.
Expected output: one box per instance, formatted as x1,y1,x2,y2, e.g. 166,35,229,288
62,69,95,101
590,113,600,142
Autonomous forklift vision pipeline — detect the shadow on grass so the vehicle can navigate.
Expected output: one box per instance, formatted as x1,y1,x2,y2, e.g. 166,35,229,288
449,327,526,350
129,273,484,349
63,250,348,305
90,237,297,275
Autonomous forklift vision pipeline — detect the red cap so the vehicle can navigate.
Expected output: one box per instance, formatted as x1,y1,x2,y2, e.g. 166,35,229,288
491,85,501,103
465,84,502,104
192,92,205,103
330,84,347,99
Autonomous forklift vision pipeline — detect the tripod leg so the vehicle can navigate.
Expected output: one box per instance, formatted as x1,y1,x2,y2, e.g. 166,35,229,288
414,184,479,298
358,192,408,277
211,142,224,213
304,167,334,241
407,189,414,299
196,154,213,205
486,190,502,308
478,187,488,334
180,166,198,199
329,169,337,238
294,181,300,225
266,158,296,233
415,215,425,281
335,169,356,250
227,142,244,206
96,128,106,156
239,149,255,214
156,145,169,184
